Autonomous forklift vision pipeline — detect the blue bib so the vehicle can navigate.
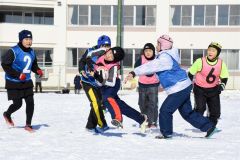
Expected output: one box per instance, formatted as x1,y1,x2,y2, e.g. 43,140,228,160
157,53,187,89
6,45,35,82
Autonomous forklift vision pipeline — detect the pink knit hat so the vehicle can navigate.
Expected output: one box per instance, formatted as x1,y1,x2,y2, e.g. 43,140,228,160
157,35,173,50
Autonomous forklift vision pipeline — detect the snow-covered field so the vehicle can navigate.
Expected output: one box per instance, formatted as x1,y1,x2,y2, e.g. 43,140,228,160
0,90,240,160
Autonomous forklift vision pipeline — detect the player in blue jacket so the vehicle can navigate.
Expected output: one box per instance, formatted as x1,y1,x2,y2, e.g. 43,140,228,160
78,35,111,133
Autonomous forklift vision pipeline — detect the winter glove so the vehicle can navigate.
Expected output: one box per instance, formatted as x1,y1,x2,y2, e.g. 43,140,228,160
93,71,104,83
19,73,26,81
218,83,225,94
37,69,43,77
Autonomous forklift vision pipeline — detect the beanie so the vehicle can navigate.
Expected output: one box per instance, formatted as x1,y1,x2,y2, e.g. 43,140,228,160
19,30,32,42
111,47,125,62
157,34,173,51
208,42,222,57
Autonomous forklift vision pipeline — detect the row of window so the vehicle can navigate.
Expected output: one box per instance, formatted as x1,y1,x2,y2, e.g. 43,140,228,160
1,47,238,70
67,48,240,70
0,48,53,67
180,49,239,70
68,5,156,26
0,6,54,25
171,5,240,26
1,5,240,27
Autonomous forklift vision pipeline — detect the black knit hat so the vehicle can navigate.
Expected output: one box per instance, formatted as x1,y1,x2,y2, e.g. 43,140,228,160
143,43,155,60
111,47,125,62
208,42,222,57
19,30,32,42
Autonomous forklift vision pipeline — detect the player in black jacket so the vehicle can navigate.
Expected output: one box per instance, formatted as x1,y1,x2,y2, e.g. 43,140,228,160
1,30,43,132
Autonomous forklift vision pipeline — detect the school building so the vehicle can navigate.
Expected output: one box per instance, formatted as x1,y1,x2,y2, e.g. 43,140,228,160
0,0,240,89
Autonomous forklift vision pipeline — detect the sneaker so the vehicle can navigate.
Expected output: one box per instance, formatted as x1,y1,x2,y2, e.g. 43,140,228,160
140,114,148,133
24,125,35,133
205,126,218,138
155,134,172,139
95,125,110,133
3,112,14,126
111,119,123,128
86,127,99,134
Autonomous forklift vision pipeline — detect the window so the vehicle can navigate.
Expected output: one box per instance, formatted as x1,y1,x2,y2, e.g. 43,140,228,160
113,6,118,25
123,6,134,25
91,5,100,25
193,49,204,62
170,5,181,25
101,5,111,25
194,6,204,25
205,5,216,26
136,6,145,25
79,5,88,25
181,6,192,26
229,5,240,25
67,48,87,67
135,49,142,61
223,50,239,70
0,48,8,63
146,6,156,26
34,12,44,24
122,48,142,68
24,12,33,24
220,49,239,70
180,49,191,66
218,5,229,25
170,5,239,26
0,11,12,23
68,5,78,25
12,11,22,23
68,5,155,26
123,49,133,67
44,12,53,25
67,48,78,67
35,49,53,67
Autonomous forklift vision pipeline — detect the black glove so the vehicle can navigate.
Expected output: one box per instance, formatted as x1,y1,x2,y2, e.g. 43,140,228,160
93,71,104,83
218,83,225,94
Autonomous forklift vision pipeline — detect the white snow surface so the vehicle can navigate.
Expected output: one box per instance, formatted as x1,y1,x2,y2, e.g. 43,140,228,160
0,90,240,160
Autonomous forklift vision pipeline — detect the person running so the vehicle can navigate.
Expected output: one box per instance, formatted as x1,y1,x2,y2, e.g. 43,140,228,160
188,42,229,127
1,29,43,132
78,35,110,133
126,35,217,138
92,46,148,133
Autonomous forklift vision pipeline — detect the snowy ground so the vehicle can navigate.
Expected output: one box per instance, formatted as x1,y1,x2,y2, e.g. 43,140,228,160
0,90,240,160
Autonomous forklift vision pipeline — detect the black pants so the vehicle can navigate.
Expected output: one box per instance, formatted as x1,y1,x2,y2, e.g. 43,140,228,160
5,95,34,125
138,86,159,125
193,84,220,126
35,82,42,93
82,82,107,129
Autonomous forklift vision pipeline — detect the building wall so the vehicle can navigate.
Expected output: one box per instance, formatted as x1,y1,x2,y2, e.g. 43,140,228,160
0,0,240,89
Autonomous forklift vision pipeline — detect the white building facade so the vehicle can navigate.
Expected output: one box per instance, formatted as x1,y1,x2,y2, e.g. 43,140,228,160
0,0,240,89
